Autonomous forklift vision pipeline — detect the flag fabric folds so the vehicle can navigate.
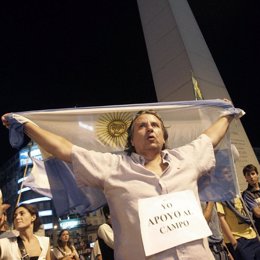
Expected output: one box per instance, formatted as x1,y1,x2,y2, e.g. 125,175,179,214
10,99,244,216
25,157,107,216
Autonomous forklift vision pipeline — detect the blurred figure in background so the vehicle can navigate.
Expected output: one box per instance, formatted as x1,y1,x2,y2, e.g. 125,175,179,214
97,204,114,260
0,206,10,235
90,239,102,260
0,190,10,235
53,229,79,260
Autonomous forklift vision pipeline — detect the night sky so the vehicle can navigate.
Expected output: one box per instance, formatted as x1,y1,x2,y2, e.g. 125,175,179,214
0,1,259,166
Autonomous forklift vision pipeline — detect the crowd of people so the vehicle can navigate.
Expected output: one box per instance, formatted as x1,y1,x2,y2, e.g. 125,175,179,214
199,164,260,260
0,102,260,260
0,202,112,260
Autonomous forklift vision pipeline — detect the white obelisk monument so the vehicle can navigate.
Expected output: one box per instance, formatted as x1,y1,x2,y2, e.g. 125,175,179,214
137,0,258,190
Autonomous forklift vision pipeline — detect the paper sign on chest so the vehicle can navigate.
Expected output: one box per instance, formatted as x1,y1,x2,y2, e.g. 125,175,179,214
138,190,212,256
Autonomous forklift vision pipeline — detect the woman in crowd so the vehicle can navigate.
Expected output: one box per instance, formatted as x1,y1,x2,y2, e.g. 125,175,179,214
0,203,51,259
53,229,79,260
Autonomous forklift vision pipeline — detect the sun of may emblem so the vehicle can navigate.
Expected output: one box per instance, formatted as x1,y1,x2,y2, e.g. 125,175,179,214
96,112,132,148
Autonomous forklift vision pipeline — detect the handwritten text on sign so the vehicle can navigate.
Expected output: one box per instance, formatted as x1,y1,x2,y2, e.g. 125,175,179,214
138,190,212,256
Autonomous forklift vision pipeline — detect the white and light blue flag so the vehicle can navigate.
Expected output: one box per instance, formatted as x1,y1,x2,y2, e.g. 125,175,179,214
9,99,244,216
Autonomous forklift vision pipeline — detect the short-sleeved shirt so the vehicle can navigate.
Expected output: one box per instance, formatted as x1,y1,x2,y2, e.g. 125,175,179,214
216,198,257,243
72,134,215,260
98,223,114,259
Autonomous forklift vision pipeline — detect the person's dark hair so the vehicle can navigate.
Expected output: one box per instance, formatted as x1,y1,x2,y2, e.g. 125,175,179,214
243,164,258,176
57,229,74,251
102,204,110,220
13,204,41,232
124,110,168,155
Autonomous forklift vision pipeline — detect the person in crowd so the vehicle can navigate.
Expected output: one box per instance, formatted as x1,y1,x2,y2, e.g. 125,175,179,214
242,164,260,235
0,203,51,259
1,103,238,260
201,201,233,260
216,197,260,260
90,239,102,260
0,211,9,235
0,204,10,235
0,190,10,236
53,229,79,260
78,240,89,260
97,204,114,260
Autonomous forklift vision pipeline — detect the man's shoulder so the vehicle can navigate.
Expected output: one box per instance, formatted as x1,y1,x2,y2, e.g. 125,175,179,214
242,188,258,197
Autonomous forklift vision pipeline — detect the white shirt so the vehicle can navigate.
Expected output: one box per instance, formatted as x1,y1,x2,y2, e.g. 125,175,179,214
72,134,215,260
0,235,49,260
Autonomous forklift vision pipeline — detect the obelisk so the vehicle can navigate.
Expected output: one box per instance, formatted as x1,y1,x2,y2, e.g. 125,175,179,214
137,0,258,190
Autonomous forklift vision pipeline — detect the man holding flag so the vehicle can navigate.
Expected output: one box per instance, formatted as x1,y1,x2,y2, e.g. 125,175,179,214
1,100,243,260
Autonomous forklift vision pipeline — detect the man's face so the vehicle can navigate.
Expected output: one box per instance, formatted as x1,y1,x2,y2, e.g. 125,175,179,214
131,114,165,155
244,170,259,186
0,213,6,229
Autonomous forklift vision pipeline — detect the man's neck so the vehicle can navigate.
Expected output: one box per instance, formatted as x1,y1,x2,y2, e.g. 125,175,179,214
250,182,260,191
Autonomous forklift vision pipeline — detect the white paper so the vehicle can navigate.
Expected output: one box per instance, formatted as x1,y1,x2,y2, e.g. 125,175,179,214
138,190,212,256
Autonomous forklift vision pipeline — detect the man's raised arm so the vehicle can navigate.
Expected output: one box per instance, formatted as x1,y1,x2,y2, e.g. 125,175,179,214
203,114,234,148
2,114,73,163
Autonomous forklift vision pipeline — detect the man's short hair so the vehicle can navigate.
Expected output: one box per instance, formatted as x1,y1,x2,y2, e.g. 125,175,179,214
243,164,258,176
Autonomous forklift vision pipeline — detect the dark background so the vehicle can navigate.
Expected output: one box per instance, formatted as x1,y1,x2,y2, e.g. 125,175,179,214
0,1,259,166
